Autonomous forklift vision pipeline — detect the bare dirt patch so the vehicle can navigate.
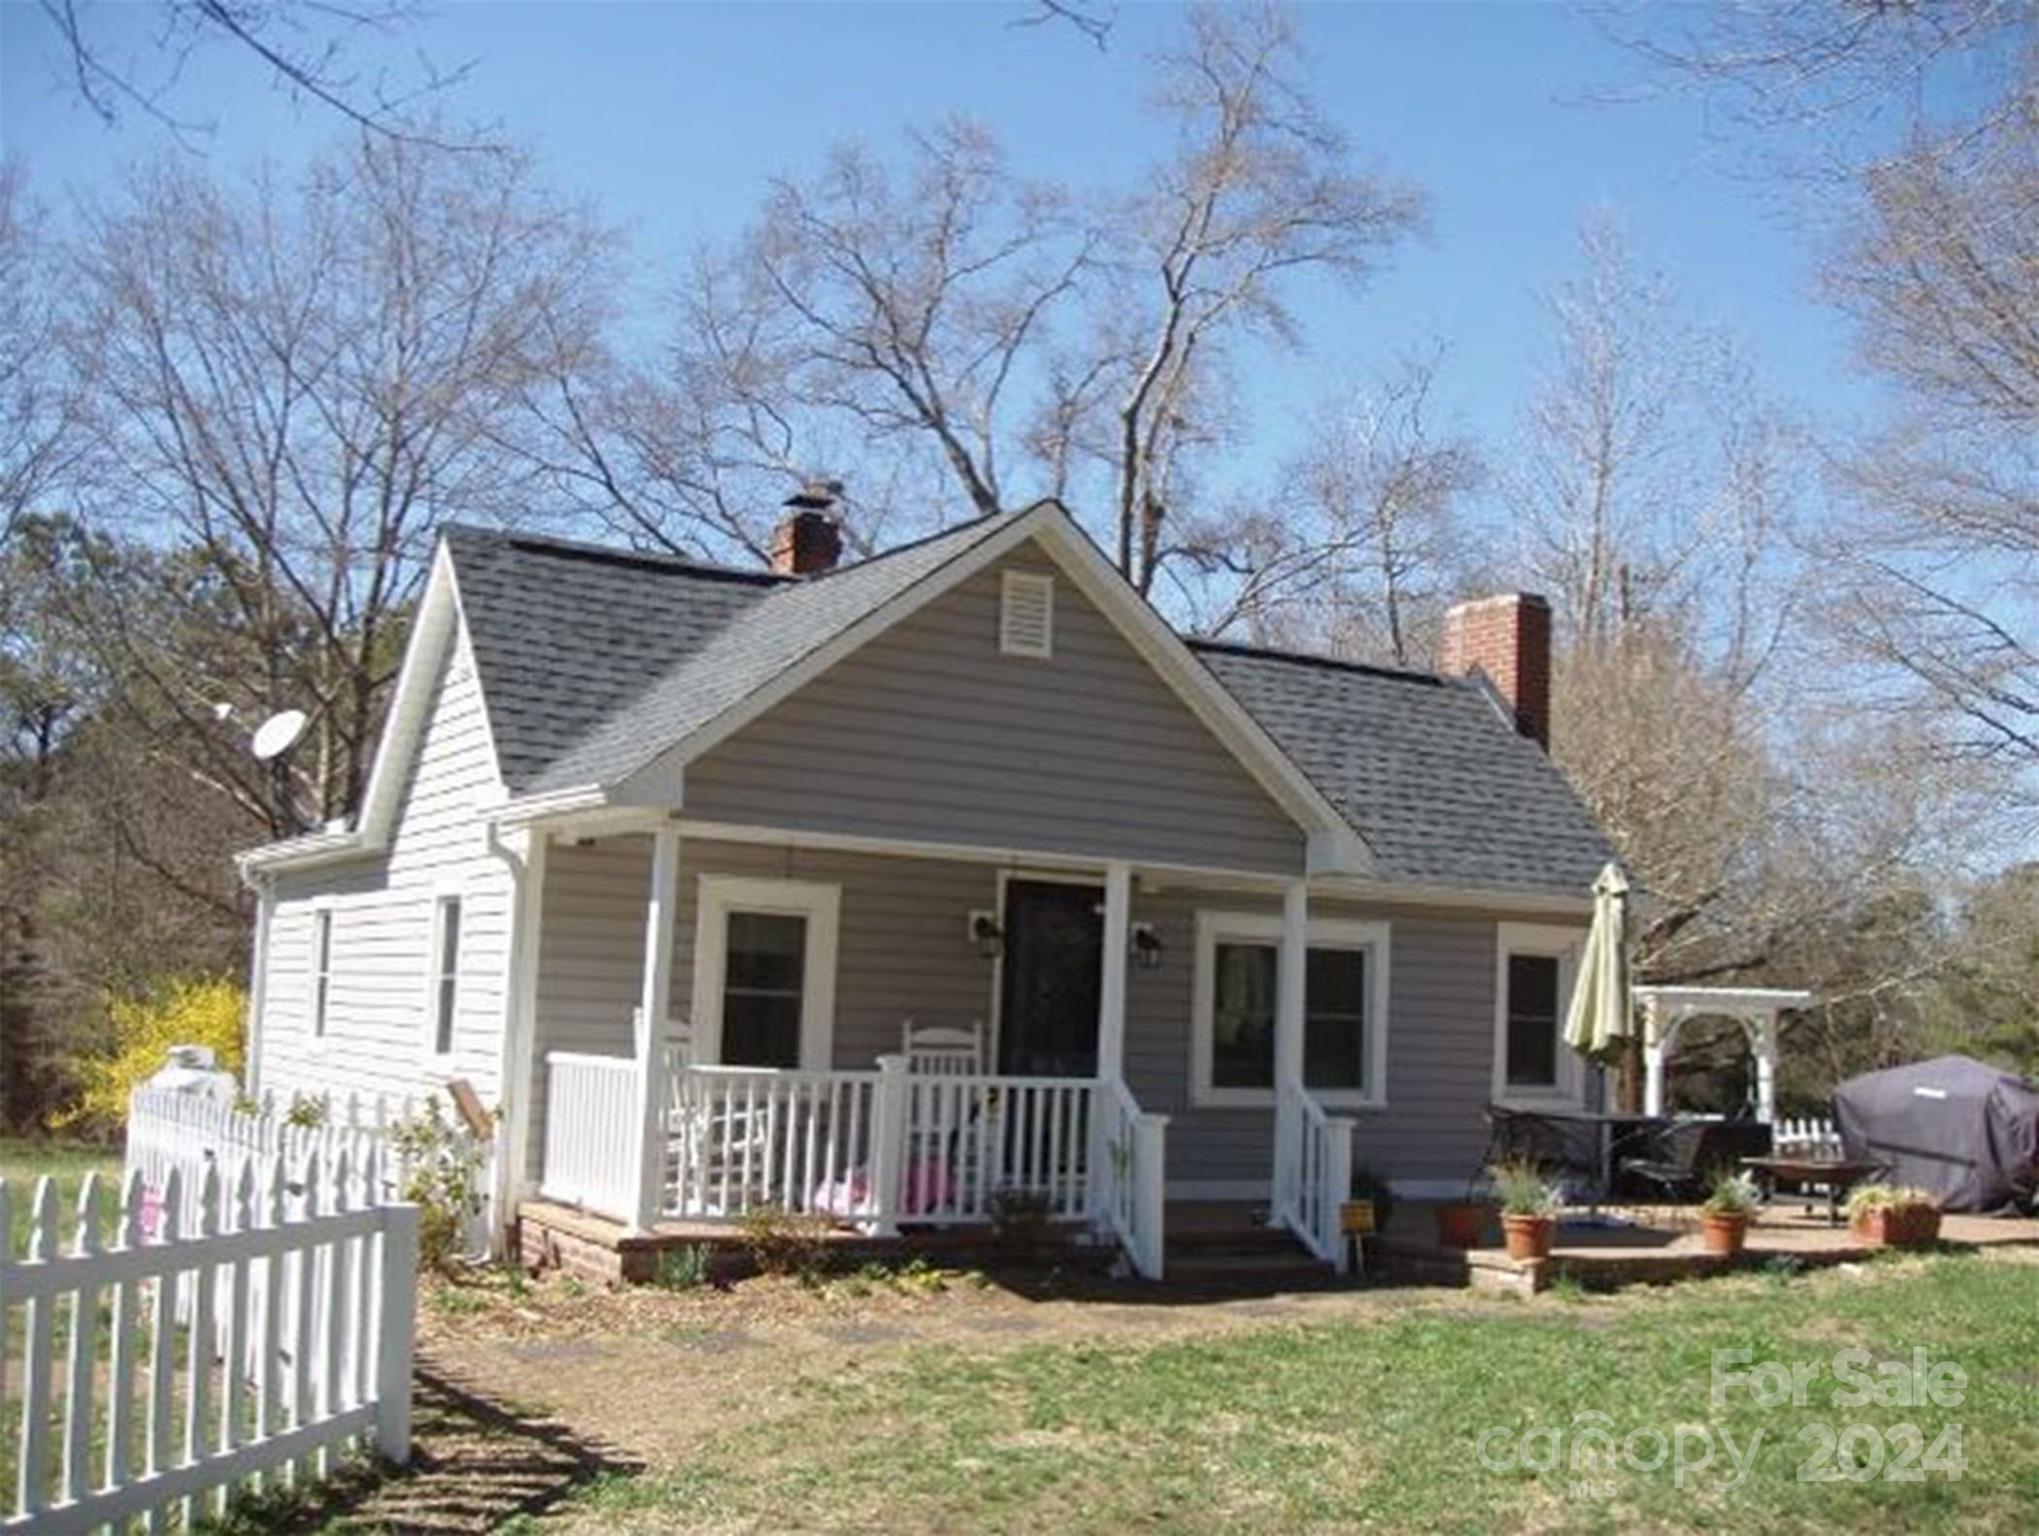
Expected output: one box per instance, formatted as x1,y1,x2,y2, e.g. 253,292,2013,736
417,1265,1466,1472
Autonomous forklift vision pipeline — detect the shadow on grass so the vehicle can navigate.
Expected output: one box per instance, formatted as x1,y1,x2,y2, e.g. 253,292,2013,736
217,1358,644,1533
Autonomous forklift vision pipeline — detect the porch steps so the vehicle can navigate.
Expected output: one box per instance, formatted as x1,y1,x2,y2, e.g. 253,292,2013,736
1161,1203,1337,1291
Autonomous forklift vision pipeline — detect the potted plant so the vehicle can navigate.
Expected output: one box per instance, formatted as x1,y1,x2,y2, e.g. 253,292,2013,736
1699,1170,1760,1258
1846,1185,1943,1248
1490,1159,1560,1261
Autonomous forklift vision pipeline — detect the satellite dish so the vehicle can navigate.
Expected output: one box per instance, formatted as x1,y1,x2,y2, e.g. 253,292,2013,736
251,709,309,761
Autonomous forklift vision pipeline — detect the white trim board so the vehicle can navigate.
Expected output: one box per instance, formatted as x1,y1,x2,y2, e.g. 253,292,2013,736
1189,910,1391,1110
689,874,842,1072
1491,921,1588,1111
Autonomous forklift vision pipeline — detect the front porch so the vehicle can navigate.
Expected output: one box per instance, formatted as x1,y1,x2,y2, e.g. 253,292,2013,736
504,819,1386,1283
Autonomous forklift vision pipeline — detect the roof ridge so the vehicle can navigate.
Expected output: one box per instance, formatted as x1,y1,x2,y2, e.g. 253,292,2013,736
1188,637,1447,687
442,522,791,586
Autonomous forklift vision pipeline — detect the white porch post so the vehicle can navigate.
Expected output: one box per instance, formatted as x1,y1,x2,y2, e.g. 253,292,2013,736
630,825,681,1234
495,826,549,1244
1270,880,1308,1223
1276,881,1307,1090
1097,861,1132,1083
1752,1011,1779,1124
1642,999,1667,1117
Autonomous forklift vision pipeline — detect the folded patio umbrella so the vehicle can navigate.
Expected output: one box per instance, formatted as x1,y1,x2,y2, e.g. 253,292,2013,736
1563,862,1633,1059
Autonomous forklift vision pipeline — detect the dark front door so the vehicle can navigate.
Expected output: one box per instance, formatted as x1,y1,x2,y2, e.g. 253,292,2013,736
998,880,1103,1077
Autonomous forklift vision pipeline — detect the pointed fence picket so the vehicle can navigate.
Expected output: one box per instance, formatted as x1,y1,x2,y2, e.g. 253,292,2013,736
123,1085,494,1258
1,1154,419,1534
1773,1116,1842,1159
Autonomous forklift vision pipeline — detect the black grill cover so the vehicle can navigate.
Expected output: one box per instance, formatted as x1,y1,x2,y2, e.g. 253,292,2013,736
1832,1055,2039,1214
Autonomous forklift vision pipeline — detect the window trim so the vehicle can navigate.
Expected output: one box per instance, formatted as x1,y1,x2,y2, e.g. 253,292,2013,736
998,569,1055,658
424,889,463,1064
1492,922,1587,1109
690,875,841,1072
306,901,335,1048
1190,910,1391,1109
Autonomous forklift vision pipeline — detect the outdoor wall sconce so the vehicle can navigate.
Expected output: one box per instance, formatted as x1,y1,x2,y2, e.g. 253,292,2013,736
968,909,1004,959
1132,922,1164,970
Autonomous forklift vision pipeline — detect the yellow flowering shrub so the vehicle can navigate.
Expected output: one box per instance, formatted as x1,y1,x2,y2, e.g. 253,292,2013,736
54,977,247,1136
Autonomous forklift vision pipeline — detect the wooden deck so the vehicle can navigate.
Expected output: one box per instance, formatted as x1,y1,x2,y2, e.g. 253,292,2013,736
1373,1202,2039,1296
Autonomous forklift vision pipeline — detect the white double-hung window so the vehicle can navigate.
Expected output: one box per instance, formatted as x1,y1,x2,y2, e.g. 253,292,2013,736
1192,911,1390,1107
1493,923,1585,1106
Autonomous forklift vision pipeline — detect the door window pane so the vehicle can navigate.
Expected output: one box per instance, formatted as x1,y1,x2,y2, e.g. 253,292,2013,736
1304,948,1368,1092
312,910,333,1039
723,911,807,1068
1211,942,1276,1089
1506,953,1561,1088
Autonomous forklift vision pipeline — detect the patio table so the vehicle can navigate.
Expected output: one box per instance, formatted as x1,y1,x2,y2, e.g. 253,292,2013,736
1742,1154,1883,1226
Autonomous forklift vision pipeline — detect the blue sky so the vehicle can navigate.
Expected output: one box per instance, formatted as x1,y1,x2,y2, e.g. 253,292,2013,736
2,1,1882,503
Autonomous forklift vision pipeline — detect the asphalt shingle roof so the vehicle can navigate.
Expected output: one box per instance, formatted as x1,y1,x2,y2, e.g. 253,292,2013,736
1191,643,1614,894
444,521,1614,895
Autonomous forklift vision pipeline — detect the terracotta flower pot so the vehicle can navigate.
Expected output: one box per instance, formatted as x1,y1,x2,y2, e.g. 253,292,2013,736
1852,1205,1942,1249
1435,1202,1488,1250
1501,1213,1555,1261
1700,1211,1749,1258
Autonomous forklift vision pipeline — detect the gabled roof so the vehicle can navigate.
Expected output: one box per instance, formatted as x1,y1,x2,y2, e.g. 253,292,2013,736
517,513,1011,795
1191,643,1615,895
245,508,1616,898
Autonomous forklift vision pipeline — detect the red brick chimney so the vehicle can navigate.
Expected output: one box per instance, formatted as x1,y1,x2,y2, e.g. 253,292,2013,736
1439,593,1552,749
769,480,844,577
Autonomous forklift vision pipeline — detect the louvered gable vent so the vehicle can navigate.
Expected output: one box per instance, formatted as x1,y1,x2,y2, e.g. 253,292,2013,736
999,570,1054,658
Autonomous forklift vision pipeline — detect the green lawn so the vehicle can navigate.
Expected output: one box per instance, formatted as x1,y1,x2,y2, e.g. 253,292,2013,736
551,1253,2039,1534
1,1136,121,1254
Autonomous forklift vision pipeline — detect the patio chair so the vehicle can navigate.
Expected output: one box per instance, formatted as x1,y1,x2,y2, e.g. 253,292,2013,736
1618,1118,1712,1203
901,1019,985,1077
1473,1106,1604,1205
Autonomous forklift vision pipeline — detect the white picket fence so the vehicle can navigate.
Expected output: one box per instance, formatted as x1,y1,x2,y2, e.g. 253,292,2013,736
1774,1115,1842,1159
0,1157,418,1534
127,1085,494,1258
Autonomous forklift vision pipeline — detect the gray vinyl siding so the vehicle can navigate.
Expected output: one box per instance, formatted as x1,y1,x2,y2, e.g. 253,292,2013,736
684,542,1306,875
254,628,514,1110
527,837,997,1174
526,832,1567,1194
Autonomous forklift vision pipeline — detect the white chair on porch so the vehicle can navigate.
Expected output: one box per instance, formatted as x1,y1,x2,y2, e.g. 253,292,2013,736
901,1019,985,1076
651,1010,774,1217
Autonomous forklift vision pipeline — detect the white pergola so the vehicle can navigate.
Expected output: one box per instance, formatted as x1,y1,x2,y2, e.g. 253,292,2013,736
1632,986,1814,1123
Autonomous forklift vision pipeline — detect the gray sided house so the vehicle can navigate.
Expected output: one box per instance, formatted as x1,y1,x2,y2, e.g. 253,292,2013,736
236,497,1615,1277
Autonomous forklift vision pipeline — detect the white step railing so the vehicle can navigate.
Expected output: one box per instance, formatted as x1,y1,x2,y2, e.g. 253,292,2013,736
1273,1080,1355,1271
1094,1077,1168,1280
1774,1115,1842,1159
539,1052,640,1222
2,1158,417,1533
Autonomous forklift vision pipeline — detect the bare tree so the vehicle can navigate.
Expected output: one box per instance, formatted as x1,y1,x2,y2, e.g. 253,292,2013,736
1204,345,1478,658
1091,1,1426,593
560,3,1424,597
1818,78,2039,809
31,0,481,147
0,166,84,549
65,133,611,835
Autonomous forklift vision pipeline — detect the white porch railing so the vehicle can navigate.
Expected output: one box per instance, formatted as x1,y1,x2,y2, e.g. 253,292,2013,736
1272,1080,1356,1271
667,1064,886,1223
539,1053,639,1221
1094,1077,1168,1280
540,1052,1168,1272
